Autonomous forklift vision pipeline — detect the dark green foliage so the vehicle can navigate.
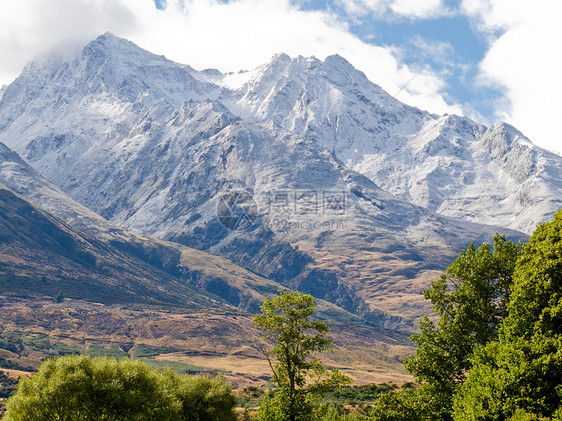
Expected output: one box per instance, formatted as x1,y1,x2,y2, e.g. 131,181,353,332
325,383,398,405
453,211,562,420
130,343,175,358
238,385,267,407
379,234,523,420
161,370,238,421
85,343,128,359
19,332,82,357
0,371,19,399
253,291,351,421
314,403,368,420
3,355,237,421
245,385,265,399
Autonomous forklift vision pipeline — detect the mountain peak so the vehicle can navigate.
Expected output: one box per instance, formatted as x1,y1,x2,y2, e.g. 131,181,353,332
98,31,122,41
82,32,147,62
91,32,137,49
1,33,559,244
324,53,353,68
270,52,291,62
262,53,292,72
1,33,559,328
489,121,534,149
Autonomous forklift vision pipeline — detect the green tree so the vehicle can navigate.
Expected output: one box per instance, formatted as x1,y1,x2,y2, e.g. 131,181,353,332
370,234,522,421
253,291,351,421
368,383,447,421
161,371,238,421
3,355,237,421
454,211,562,420
452,338,562,420
4,355,177,420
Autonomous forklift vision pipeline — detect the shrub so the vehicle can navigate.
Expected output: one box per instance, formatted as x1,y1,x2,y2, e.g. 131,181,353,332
3,354,237,421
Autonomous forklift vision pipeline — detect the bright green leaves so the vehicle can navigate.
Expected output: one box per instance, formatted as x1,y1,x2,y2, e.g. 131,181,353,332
368,234,522,421
161,370,237,421
505,211,562,340
3,355,237,421
453,210,562,421
371,212,562,421
253,291,351,421
404,234,522,415
453,337,562,420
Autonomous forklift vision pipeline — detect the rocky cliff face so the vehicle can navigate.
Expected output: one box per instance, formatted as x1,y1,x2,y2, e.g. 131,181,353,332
212,53,561,234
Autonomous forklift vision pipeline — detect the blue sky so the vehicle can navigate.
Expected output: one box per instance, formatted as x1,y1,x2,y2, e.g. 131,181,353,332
296,0,515,125
153,0,503,119
0,0,560,153
313,4,503,120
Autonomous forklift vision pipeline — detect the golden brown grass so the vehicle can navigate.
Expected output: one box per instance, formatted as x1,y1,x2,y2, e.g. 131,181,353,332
0,295,414,389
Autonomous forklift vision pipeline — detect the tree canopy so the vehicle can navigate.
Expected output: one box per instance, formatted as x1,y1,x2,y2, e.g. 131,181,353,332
453,211,562,420
3,355,237,421
369,234,523,421
253,290,351,421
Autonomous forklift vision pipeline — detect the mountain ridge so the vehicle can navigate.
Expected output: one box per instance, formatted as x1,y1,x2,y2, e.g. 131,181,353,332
0,33,551,324
0,142,361,322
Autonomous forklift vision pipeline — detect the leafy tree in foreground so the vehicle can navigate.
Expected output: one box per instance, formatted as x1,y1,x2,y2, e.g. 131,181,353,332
3,354,237,421
253,290,351,421
162,370,237,421
369,234,522,421
454,211,562,420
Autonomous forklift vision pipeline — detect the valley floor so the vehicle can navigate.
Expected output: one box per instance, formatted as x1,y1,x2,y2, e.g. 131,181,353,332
0,295,414,391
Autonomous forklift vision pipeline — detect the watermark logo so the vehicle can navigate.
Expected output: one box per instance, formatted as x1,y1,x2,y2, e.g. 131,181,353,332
216,190,258,231
217,189,347,232
267,190,346,217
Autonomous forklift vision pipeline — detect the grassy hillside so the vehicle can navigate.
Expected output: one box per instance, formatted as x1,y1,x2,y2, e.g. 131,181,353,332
0,296,414,390
0,184,226,308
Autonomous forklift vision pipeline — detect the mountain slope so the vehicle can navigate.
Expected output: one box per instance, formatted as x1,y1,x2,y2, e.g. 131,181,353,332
0,183,221,308
0,142,358,321
212,53,562,234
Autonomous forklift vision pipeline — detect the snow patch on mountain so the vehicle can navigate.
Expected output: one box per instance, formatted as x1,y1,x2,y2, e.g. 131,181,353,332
1,33,557,238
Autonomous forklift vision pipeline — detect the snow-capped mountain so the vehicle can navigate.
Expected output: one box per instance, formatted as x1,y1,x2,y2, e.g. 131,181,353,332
210,53,562,234
0,33,551,323
0,141,365,323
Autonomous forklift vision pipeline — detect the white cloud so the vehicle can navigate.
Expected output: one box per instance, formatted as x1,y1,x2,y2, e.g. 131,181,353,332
0,0,459,117
337,0,386,16
337,0,448,19
463,0,562,153
406,36,455,67
0,0,137,85
390,0,446,19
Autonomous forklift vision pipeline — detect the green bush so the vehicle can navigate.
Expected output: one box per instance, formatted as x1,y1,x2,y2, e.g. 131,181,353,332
161,370,238,421
326,383,397,404
84,343,128,359
131,343,175,358
3,355,237,421
315,403,367,420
